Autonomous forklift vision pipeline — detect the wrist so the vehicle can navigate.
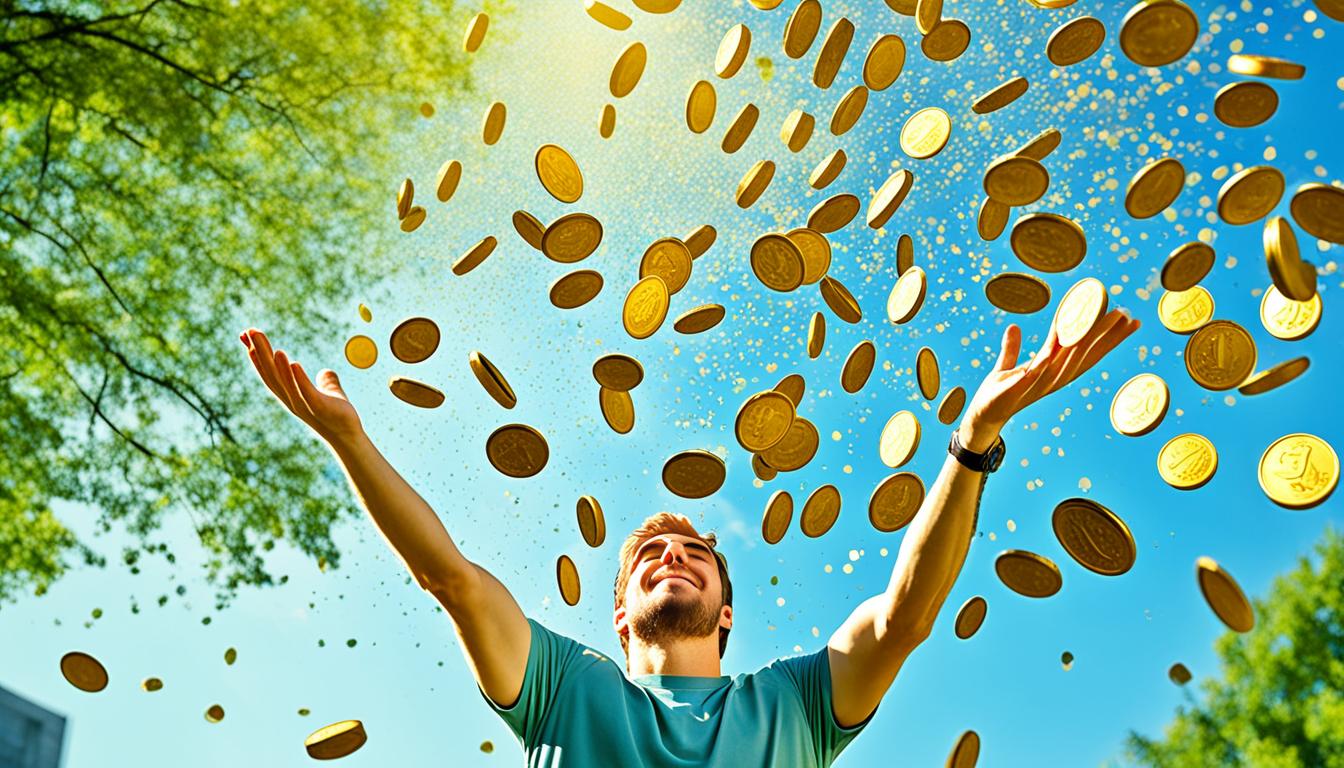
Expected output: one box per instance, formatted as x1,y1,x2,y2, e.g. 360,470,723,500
326,425,370,455
957,417,1003,454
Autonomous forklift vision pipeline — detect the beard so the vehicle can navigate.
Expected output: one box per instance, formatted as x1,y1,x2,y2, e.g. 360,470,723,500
628,586,722,647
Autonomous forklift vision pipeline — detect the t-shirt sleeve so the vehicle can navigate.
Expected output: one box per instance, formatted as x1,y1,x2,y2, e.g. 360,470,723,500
768,647,876,765
476,617,586,749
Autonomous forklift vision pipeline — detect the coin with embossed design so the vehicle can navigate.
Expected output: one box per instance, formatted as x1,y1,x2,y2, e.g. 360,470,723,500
1052,498,1136,576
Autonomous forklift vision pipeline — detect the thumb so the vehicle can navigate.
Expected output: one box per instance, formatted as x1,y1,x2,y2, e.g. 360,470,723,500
316,369,346,396
995,324,1022,371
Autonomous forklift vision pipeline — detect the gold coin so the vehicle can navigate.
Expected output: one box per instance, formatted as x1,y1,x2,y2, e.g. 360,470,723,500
715,24,752,78
887,265,927,324
869,472,925,533
760,416,819,471
1010,213,1086,272
486,424,549,478
389,317,439,363
663,449,726,498
686,80,717,134
685,225,717,259
435,160,462,202
1047,16,1106,66
1051,498,1136,576
535,144,583,204
1217,165,1284,225
141,677,163,692
977,198,1009,241
920,19,971,62
557,555,581,606
1109,373,1169,436
389,377,444,408
786,228,832,285
1125,157,1185,219
985,272,1051,314
594,352,645,390
820,276,862,324
863,34,906,90
900,107,952,160
640,238,694,294
1213,81,1278,128
452,235,497,276
577,495,606,547
867,170,915,229
736,160,776,208
829,85,868,136
549,270,604,309
937,386,966,425
1290,183,1344,244
813,18,855,89
358,303,372,323
463,12,488,52
808,193,861,233
61,651,108,692
722,103,760,153
1195,556,1253,632
1017,128,1063,161
1228,54,1305,80
800,484,842,537
399,206,426,233
749,0,785,10
1258,433,1339,509
946,730,981,768
780,109,816,152
418,102,434,118
1238,356,1309,396
774,373,806,407
1161,241,1215,291
983,155,1048,206
753,454,778,482
879,410,920,468
205,704,225,723
632,0,681,12
1157,433,1217,490
762,491,793,544
915,0,942,34
599,387,635,434
808,312,826,358
916,347,940,400
674,304,726,334
305,720,368,760
1119,0,1198,67
735,391,795,452
841,340,876,393
622,275,670,339
482,102,506,145
972,76,1029,115
953,596,987,640
1264,217,1317,302
1158,286,1214,335
995,550,1063,598
610,42,646,98
750,233,805,292
468,351,517,409
585,0,632,31
541,212,603,263
1259,284,1321,341
1053,278,1108,347
809,149,847,189
512,210,545,250
396,178,413,219
783,0,822,59
1168,663,1192,686
1184,320,1256,390
344,335,377,369
1319,0,1344,21
897,234,915,275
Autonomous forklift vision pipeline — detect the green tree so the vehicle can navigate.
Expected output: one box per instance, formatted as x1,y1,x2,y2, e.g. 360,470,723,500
1,0,485,607
1126,527,1344,767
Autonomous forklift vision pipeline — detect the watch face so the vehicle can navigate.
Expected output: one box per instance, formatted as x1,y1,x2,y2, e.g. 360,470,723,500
986,440,1006,471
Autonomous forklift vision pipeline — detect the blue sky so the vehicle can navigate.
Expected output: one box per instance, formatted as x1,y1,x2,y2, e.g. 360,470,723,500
3,0,1342,766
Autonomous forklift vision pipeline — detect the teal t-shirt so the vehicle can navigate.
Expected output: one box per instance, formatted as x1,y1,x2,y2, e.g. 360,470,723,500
478,618,875,766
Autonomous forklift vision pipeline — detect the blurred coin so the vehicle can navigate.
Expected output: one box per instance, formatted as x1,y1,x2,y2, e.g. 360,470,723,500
916,347,939,400
512,210,545,250
983,155,1048,206
205,704,225,723
972,77,1029,114
599,387,635,434
787,228,832,285
954,596,987,640
1158,286,1214,334
686,80,717,134
736,160,776,208
774,374,806,407
783,0,822,59
809,193,861,233
722,103,760,153
674,304,726,334
389,377,444,408
841,341,876,393
141,677,163,692
344,335,377,369
535,144,583,204
1052,498,1136,576
1259,284,1321,341
716,24,752,78
633,0,681,12
830,86,868,135
623,275,670,339
685,224,717,259
585,0,632,30
1264,217,1317,302
452,236,497,276
809,149,847,189
358,303,372,323
1125,157,1184,219
1217,165,1284,225
821,277,863,323
1157,433,1218,490
577,496,606,548
921,19,971,62
1016,128,1062,161
399,206,426,232
1238,357,1309,396
751,234,805,291
610,42,647,98
864,34,906,89
897,234,915,275
946,730,980,768
937,386,966,425
995,550,1062,597
813,18,854,89
879,410,920,468
486,424,549,477
61,651,108,693
1290,183,1344,244
549,270,604,309
1047,16,1105,66
640,238,694,294
1213,82,1278,127
1184,320,1256,390
800,484,842,537
396,178,413,220
887,265,927,324
762,491,793,544
901,108,951,159
1168,663,1192,686
1228,54,1304,80
808,312,826,358
1052,277,1107,348
305,720,368,760
868,170,915,228
780,109,815,152
435,160,462,202
985,272,1050,314
463,12,488,52
1119,0,1198,67
1161,241,1214,292
915,0,942,34
736,391,795,452
1110,373,1169,436
541,212,603,263
663,450,726,498
469,351,517,409
390,317,440,363
482,102,506,145
1196,556,1253,632
977,198,1009,241
557,555,581,606
869,472,925,533
753,453,778,481
1258,433,1339,509
760,416,819,471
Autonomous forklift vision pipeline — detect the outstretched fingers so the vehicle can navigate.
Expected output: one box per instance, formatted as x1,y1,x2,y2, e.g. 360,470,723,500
273,349,318,426
1062,314,1141,388
995,324,1023,372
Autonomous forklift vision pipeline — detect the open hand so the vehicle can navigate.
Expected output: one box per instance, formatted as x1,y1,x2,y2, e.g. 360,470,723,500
240,328,363,444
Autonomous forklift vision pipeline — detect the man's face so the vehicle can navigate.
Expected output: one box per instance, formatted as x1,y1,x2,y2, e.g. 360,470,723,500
614,534,732,651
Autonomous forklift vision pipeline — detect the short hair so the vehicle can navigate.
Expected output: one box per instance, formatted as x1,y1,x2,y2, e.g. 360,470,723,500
613,512,733,659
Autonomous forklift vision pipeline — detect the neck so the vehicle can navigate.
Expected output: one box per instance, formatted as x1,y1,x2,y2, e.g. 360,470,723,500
627,634,722,677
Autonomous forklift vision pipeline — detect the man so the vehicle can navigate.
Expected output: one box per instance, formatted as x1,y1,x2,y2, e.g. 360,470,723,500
239,309,1137,766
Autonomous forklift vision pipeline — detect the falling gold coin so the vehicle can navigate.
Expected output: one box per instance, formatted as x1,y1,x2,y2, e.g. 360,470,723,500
867,169,915,229
1161,241,1214,292
396,178,413,219
141,677,163,692
900,107,951,159
774,374,806,407
735,391,795,452
1052,277,1108,348
1258,433,1339,510
1118,0,1198,67
916,347,940,400
344,336,377,369
674,304,726,334
452,236,497,277
830,85,868,136
541,213,603,264
1290,183,1344,244
463,12,488,52
1228,54,1305,80
841,340,876,393
577,495,606,548
389,377,444,408
512,210,545,250
972,76,1029,114
1217,165,1284,226
879,410,921,468
921,19,971,62
808,193,861,233
399,206,426,233
686,80,717,134
622,275,670,339
915,0,942,34
736,160,775,208
896,234,915,274
1184,320,1256,390
305,720,368,760
1157,433,1218,490
954,596,987,640
750,233,805,292
715,24,752,79
632,0,681,12
820,276,862,324
468,351,517,409
557,555,581,606
977,198,1010,241
599,387,635,434
869,472,925,533
995,550,1063,598
722,103,760,153
435,160,462,202
762,491,793,544
887,265,927,324
357,303,372,323
610,42,647,98
640,238,694,294
205,704,225,723
787,228,832,285
1264,217,1317,302
61,651,108,692
985,272,1051,314
1125,157,1185,219
808,312,826,358
486,424,549,478
983,155,1048,206
1047,16,1105,66
760,416,819,472
593,353,645,392
780,109,815,152
482,102,506,145
1213,81,1278,128
224,647,237,665
535,144,583,204
800,484,842,537
863,34,906,90
1238,357,1309,396
1010,213,1087,273
663,450,727,498
1109,373,1169,436
585,0,632,30
1158,286,1214,335
809,149,847,189
685,224,717,259
389,317,440,363
1017,128,1063,161
1195,556,1253,632
946,730,981,768
1259,284,1321,341
1051,498,1136,576
937,386,967,425
812,18,854,89
549,270,604,309
783,0,822,59
1169,663,1192,686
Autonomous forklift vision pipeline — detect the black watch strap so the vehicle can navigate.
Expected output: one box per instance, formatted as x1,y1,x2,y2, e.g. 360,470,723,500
949,429,1006,473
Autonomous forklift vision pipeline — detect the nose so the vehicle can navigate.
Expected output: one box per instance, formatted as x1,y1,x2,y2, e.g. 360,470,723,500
659,541,688,565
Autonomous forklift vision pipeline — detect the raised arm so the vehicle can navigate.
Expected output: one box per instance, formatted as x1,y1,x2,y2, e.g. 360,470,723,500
825,311,1140,727
239,329,531,708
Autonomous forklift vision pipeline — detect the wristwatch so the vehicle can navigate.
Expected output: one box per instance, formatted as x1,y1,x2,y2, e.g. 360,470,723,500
948,429,1006,473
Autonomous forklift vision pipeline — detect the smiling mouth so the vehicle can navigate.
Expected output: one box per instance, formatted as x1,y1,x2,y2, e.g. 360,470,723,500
656,575,694,587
